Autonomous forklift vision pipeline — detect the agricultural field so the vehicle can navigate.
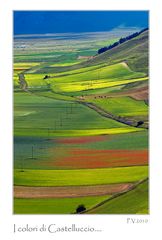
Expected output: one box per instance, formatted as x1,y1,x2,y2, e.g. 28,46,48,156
90,97,148,117
14,195,111,214
14,28,149,214
86,179,148,214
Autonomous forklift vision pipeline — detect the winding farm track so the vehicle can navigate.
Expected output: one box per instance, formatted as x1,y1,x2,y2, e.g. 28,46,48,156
14,183,134,199
18,73,28,91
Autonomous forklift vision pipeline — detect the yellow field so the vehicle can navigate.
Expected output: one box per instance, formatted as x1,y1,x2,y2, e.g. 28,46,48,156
52,77,148,93
14,62,40,68
40,127,143,137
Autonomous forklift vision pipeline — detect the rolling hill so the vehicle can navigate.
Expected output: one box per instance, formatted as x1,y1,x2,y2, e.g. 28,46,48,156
38,29,148,74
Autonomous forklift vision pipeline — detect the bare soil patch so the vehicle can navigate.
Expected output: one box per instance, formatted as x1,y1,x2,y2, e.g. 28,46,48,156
14,183,134,199
84,86,148,101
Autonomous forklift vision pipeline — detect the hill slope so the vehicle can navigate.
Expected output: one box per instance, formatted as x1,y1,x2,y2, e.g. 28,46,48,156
88,30,148,74
45,30,148,74
85,179,148,214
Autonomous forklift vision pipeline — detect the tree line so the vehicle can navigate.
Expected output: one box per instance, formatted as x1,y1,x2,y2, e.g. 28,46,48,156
98,28,148,54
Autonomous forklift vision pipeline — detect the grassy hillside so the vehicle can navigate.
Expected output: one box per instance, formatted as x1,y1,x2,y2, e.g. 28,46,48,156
86,179,148,214
88,30,148,74
41,30,148,74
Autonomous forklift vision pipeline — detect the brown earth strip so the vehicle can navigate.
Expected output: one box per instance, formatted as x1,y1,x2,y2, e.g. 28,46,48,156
14,183,133,199
110,86,148,100
129,89,148,100
83,86,148,101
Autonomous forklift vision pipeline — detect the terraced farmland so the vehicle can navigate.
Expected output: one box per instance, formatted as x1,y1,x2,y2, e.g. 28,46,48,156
14,29,149,214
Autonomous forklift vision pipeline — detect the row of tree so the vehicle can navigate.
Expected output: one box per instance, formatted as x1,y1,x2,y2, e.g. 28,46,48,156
98,28,148,54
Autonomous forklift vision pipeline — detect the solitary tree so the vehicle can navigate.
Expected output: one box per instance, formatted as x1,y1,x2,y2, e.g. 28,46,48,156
76,204,86,213
43,75,50,80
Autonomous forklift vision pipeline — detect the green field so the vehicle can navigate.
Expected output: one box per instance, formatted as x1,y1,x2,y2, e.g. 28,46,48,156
14,166,148,187
90,97,148,117
86,179,148,214
14,195,111,214
14,92,132,137
85,131,148,150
